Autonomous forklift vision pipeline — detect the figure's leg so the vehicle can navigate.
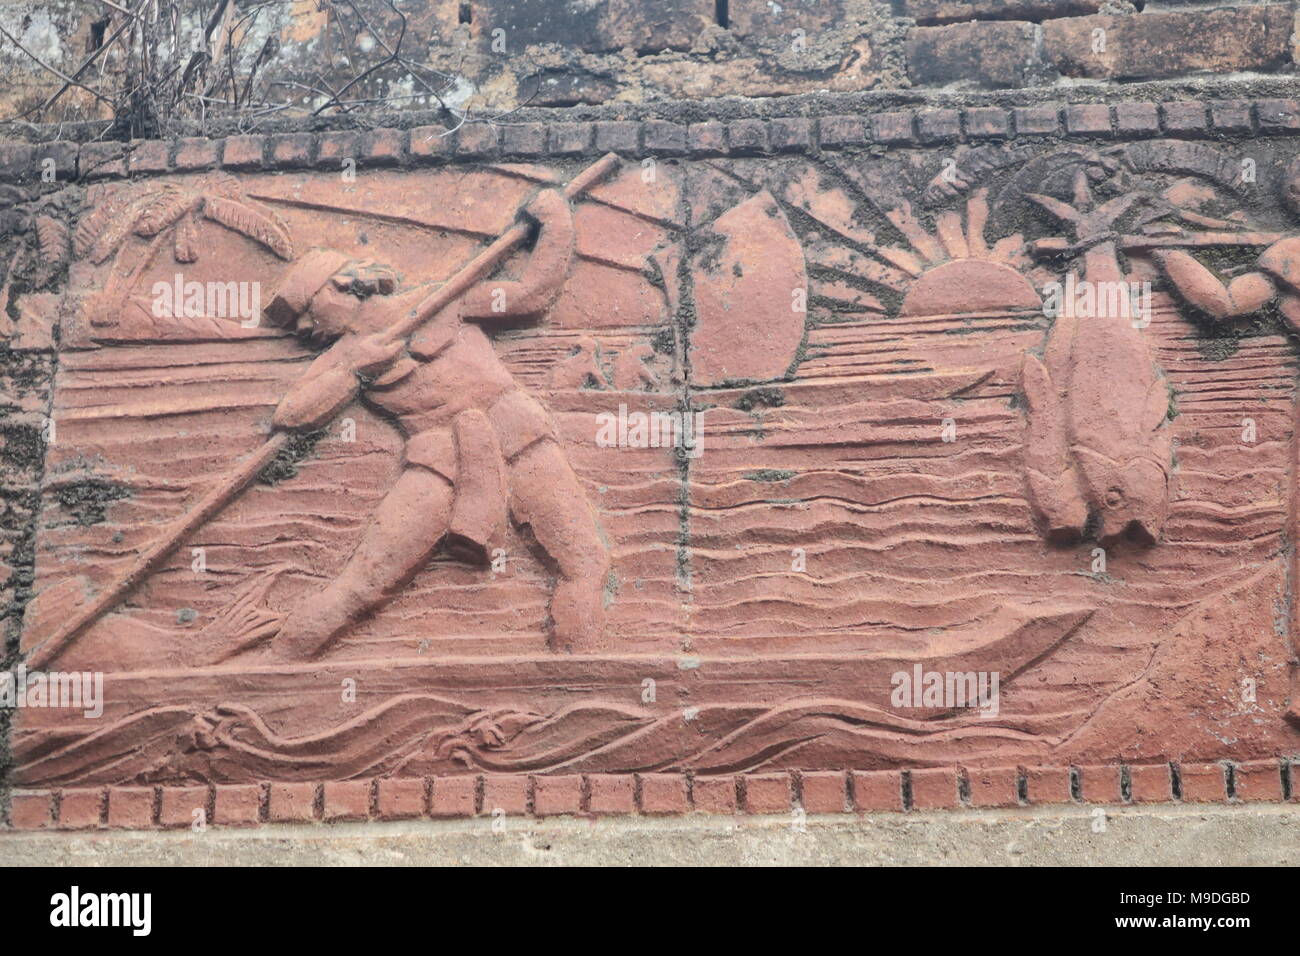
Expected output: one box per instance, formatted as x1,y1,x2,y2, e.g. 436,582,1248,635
507,439,610,652
269,466,453,660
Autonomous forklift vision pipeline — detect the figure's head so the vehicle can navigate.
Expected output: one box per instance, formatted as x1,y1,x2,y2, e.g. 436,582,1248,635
1074,449,1169,547
1283,155,1300,217
267,251,398,345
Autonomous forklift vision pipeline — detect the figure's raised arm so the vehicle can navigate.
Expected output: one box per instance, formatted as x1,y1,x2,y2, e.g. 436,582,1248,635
459,188,576,325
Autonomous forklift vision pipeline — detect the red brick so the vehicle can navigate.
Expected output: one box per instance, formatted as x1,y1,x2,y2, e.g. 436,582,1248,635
80,142,126,180
821,114,869,149
964,107,1010,139
1179,762,1229,803
533,774,583,817
220,134,265,170
586,774,635,815
128,139,171,174
909,768,960,810
729,0,844,38
851,770,904,812
1162,101,1207,134
549,122,594,156
57,789,104,829
728,119,768,153
1013,104,1060,135
594,121,640,154
268,782,318,823
173,137,218,171
1232,760,1284,803
1078,765,1123,804
1044,8,1292,82
376,777,427,820
916,108,961,144
966,767,1020,808
1114,102,1159,135
269,132,315,168
1209,100,1252,134
906,21,1036,89
323,780,371,821
1065,104,1111,136
689,121,727,156
107,786,155,828
743,773,792,814
455,124,499,159
769,117,813,152
159,786,210,829
1024,766,1073,805
316,130,360,168
1257,99,1300,134
430,776,477,817
799,772,847,813
643,121,687,156
410,125,453,162
499,123,547,157
690,776,737,814
1128,764,1173,804
631,773,683,814
9,790,53,829
481,775,529,815
364,128,407,165
214,784,263,826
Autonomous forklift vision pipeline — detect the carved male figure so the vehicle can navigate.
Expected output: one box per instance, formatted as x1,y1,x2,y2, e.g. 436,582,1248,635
232,189,610,660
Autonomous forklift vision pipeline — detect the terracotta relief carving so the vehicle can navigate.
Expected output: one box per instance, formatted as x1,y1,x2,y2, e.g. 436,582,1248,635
7,132,1300,795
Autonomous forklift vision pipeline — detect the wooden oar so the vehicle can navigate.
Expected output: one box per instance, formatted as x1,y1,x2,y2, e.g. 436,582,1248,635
24,152,621,670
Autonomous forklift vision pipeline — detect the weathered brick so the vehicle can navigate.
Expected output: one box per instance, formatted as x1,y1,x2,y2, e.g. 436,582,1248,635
906,21,1037,89
455,123,499,158
1128,764,1173,804
474,0,713,54
159,786,210,829
107,786,155,828
430,776,477,817
268,132,315,168
1257,99,1300,135
549,122,594,156
1065,103,1111,136
799,772,847,814
963,106,1010,139
690,776,736,814
220,134,265,170
268,782,318,823
410,125,453,161
966,767,1020,808
173,136,219,171
594,120,640,153
1024,766,1073,805
1179,762,1229,803
1209,100,1253,135
376,777,427,819
728,118,769,153
916,108,962,144
1078,765,1122,804
586,774,635,815
364,127,407,165
769,117,813,152
481,775,529,815
640,773,689,814
0,142,34,180
1013,104,1061,135
851,770,904,812
744,773,792,814
1114,102,1160,135
729,0,844,38
323,780,371,821
214,784,263,826
909,768,961,810
533,774,583,816
316,130,361,168
821,114,869,148
57,789,104,829
128,139,171,174
1162,101,1207,135
499,122,548,157
643,120,687,155
688,121,727,156
81,141,126,180
1044,8,1293,81
900,0,1101,25
1232,760,1284,802
9,790,54,829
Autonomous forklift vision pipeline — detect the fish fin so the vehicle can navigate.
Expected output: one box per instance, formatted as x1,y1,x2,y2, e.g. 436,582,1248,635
1142,375,1172,433
1021,354,1088,542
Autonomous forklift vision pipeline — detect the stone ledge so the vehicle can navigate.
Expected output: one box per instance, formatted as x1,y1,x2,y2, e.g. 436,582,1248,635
6,760,1292,830
2,803,1297,866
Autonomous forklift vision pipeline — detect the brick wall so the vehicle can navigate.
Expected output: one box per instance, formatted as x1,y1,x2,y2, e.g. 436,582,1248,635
0,0,1297,125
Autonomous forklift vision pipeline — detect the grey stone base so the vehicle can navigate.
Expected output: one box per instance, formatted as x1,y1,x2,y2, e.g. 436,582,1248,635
1,804,1296,866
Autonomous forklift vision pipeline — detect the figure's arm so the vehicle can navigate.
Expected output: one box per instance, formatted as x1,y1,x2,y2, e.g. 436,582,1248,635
459,188,575,325
273,332,405,431
1151,249,1276,321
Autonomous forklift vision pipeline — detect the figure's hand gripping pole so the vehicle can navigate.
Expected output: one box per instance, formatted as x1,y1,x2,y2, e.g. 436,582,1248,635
24,153,621,670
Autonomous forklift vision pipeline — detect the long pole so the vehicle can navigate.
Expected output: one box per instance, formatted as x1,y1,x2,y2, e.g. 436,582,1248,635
24,152,621,670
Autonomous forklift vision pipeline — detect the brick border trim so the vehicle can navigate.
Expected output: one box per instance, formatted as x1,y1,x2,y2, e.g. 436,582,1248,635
5,760,1295,829
2,98,1299,183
